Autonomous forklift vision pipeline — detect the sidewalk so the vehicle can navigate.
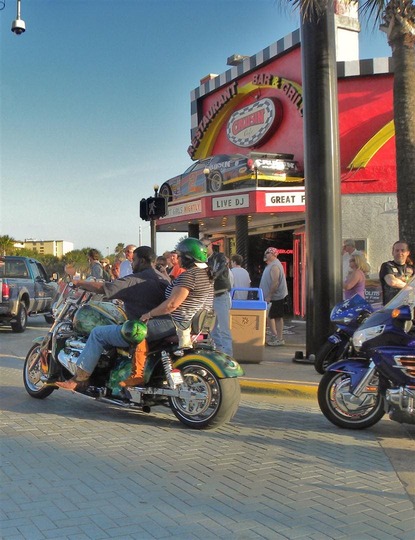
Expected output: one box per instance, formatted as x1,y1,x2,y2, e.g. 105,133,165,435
236,319,321,398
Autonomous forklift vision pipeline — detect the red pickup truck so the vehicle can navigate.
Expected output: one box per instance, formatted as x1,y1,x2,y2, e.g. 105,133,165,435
0,256,58,332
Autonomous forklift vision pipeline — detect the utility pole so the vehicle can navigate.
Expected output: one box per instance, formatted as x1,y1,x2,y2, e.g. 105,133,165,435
301,1,342,359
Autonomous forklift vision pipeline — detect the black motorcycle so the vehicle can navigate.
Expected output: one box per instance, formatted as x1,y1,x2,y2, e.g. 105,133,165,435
23,283,244,430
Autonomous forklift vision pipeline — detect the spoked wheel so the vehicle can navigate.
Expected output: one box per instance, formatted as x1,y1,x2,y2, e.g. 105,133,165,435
318,370,385,429
23,344,56,399
169,362,240,429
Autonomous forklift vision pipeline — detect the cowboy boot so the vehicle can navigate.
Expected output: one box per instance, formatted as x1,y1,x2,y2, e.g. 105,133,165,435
120,339,148,387
55,367,90,391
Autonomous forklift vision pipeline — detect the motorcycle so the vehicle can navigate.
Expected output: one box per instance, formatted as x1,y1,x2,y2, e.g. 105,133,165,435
314,295,374,374
23,283,244,430
318,276,415,429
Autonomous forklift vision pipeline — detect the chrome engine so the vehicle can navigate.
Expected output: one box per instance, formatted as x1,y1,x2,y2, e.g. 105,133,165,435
57,337,87,374
386,387,415,424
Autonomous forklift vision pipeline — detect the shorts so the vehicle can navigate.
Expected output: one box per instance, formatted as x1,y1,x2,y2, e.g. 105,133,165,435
268,299,285,319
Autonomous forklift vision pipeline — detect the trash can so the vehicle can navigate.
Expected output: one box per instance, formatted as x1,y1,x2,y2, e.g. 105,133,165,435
229,288,267,363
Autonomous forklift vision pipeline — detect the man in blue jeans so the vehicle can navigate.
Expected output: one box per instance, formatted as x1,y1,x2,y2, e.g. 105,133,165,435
56,246,174,390
202,237,233,357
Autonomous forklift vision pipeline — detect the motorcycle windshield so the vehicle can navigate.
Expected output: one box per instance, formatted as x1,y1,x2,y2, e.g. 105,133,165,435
383,275,415,311
331,294,372,324
357,276,415,330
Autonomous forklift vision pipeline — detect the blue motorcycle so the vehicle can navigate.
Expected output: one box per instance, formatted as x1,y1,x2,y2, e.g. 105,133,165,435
314,295,374,374
318,277,415,429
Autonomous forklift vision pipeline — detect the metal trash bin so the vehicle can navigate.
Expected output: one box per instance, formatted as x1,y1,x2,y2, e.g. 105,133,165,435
229,288,267,363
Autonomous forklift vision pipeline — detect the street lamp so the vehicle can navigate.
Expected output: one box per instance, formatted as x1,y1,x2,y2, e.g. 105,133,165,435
11,0,26,35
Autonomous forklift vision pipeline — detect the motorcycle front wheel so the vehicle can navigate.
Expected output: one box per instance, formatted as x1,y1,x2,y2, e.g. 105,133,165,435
314,340,348,374
169,362,240,429
318,370,385,429
23,344,56,399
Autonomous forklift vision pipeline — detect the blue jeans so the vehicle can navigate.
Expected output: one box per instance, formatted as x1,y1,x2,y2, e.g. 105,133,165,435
76,317,176,374
211,293,233,356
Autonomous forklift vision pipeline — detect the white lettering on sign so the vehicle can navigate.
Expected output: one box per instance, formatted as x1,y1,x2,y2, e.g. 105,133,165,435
265,192,305,206
166,200,202,218
212,194,249,211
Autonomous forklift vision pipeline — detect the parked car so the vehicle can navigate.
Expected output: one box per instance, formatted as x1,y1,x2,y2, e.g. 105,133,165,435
0,256,58,332
159,152,303,202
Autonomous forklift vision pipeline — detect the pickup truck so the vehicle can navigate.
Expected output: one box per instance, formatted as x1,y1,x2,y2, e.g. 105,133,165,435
0,256,58,332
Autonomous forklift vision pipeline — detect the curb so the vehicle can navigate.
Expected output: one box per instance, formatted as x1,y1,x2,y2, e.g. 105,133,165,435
240,378,318,399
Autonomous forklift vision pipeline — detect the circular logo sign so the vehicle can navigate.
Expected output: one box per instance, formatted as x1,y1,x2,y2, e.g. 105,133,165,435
227,97,283,148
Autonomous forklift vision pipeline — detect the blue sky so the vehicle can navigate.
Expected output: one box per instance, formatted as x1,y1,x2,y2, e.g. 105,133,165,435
0,0,390,256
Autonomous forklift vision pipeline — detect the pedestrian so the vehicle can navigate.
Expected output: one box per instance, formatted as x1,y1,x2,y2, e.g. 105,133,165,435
202,237,233,356
260,247,288,347
168,250,186,279
230,254,251,300
343,252,370,300
155,255,171,282
111,260,121,281
379,240,414,305
87,249,104,280
342,239,358,278
163,251,174,274
100,258,112,282
119,244,137,277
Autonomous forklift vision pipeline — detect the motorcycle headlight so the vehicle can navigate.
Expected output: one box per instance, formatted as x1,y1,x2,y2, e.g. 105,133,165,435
353,325,385,351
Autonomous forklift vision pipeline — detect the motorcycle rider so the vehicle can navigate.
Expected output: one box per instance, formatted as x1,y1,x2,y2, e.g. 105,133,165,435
56,246,173,390
139,237,214,367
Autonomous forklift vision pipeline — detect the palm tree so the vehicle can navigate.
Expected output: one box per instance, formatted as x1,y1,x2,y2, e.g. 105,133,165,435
360,0,415,252
0,235,16,256
280,0,415,357
114,243,125,257
285,0,415,249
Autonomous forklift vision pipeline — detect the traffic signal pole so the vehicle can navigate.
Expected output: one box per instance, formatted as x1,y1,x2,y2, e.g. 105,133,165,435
140,186,168,254
150,220,157,254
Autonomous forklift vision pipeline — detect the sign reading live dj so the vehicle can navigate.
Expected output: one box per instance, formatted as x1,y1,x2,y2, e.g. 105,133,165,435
227,98,283,148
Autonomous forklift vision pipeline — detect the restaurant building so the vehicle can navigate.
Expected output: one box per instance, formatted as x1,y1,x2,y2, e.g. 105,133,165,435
157,4,397,315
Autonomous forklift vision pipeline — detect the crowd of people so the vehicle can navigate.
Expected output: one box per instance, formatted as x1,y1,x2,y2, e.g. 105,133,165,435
58,236,413,390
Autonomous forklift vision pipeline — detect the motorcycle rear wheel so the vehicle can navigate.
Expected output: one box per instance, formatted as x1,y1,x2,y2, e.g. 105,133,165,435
23,344,56,399
318,370,385,429
314,340,348,374
169,362,240,429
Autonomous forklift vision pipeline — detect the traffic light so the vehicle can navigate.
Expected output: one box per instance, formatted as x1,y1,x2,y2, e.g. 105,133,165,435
139,196,168,221
140,198,149,221
147,196,167,219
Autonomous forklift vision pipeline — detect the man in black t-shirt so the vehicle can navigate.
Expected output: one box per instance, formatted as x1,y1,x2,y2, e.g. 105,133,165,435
379,241,413,305
56,246,173,390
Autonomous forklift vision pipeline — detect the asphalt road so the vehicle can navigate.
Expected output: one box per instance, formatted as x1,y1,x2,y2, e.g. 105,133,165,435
1,319,414,539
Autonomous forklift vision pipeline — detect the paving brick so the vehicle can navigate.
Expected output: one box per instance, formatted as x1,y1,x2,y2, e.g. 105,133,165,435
1,356,414,540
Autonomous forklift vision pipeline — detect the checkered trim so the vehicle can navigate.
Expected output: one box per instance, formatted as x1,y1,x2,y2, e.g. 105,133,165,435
190,29,393,136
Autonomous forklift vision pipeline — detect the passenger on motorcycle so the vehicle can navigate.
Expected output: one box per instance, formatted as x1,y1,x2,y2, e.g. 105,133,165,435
56,246,172,390
137,238,214,383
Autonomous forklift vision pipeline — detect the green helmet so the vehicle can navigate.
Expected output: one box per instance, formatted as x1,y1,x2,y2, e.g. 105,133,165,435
121,320,147,344
176,238,208,268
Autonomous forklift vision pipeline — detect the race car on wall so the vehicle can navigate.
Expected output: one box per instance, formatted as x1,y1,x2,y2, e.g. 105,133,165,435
159,152,304,202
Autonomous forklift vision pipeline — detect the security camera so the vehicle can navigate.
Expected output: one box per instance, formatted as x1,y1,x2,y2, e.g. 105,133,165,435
11,18,26,35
